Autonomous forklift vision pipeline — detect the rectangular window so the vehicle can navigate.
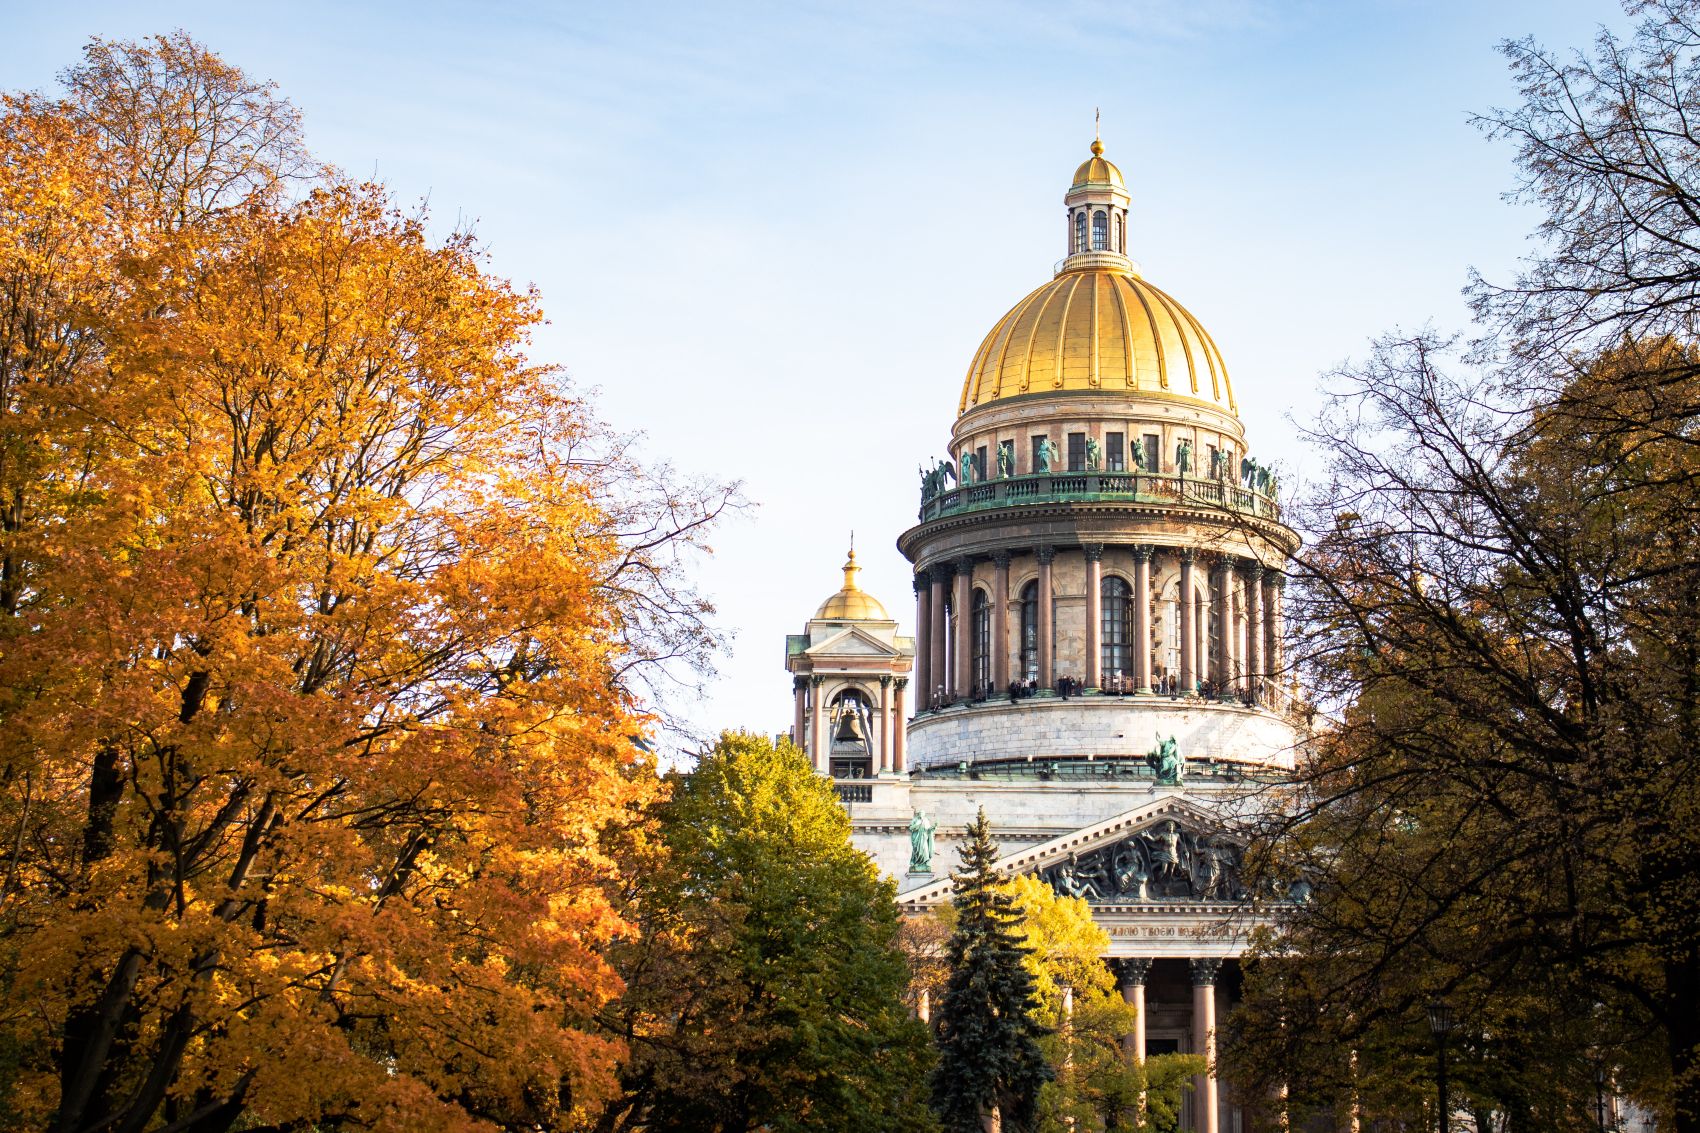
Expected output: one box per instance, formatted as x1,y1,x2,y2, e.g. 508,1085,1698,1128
998,439,1015,478
1144,433,1162,472
1106,432,1125,471
1067,432,1086,472
975,445,988,482
1224,449,1236,482
1207,444,1219,478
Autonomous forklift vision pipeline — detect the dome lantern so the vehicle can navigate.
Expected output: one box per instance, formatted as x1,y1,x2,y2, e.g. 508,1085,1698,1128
814,545,891,621
1062,132,1133,275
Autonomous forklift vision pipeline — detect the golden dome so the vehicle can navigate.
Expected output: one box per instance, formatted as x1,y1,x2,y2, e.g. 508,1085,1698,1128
958,267,1236,416
1071,144,1124,190
815,548,890,620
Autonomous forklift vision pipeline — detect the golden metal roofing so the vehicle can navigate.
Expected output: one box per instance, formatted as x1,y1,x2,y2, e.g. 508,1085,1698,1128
1071,138,1124,189
815,548,890,620
957,266,1236,417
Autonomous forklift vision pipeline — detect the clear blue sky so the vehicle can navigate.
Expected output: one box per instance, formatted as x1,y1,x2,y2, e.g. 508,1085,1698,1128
4,0,1634,745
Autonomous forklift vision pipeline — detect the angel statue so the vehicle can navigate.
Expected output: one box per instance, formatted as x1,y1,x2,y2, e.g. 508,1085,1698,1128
1085,436,1102,470
1175,439,1192,476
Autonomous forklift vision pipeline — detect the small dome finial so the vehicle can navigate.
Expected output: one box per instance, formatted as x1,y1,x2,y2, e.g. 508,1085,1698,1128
841,541,860,590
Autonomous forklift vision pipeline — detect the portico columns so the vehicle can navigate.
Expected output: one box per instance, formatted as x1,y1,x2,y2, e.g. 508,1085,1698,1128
808,675,826,773
992,551,1011,691
1113,958,1151,1062
1084,544,1104,689
929,566,948,708
954,559,974,700
1133,546,1153,693
892,679,908,771
1246,562,1265,698
1037,546,1055,688
1267,573,1285,683
792,678,807,751
914,576,931,710
1192,958,1222,1133
1179,549,1196,693
878,675,893,773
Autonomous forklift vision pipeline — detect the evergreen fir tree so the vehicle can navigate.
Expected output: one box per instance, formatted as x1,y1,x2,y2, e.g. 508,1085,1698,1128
931,808,1053,1132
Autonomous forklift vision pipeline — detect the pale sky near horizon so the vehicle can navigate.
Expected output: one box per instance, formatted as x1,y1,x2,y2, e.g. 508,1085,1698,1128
5,0,1635,749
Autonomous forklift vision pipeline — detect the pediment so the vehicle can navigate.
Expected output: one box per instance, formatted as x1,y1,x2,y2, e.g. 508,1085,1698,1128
899,795,1249,912
805,626,901,658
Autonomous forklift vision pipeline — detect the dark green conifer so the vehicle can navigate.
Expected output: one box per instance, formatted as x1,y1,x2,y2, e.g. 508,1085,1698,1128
930,808,1052,1132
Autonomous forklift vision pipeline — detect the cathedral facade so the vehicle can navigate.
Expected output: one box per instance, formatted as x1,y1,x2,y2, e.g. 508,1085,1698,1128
784,139,1304,1133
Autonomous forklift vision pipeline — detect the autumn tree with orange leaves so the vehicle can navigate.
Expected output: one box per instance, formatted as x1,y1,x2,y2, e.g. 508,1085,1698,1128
0,34,733,1133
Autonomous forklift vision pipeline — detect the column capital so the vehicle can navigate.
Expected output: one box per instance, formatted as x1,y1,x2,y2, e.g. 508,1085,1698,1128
928,563,953,584
809,674,824,688
913,573,927,594
1131,544,1155,563
1190,957,1223,986
1111,957,1153,985
992,549,1012,569
1036,544,1056,565
879,674,892,687
955,555,977,573
1083,543,1105,562
1271,572,1288,590
1246,560,1266,581
793,676,808,690
1178,546,1197,564
895,677,908,690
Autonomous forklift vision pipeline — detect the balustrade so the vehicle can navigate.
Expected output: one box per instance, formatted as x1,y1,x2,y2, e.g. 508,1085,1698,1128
917,470,1281,523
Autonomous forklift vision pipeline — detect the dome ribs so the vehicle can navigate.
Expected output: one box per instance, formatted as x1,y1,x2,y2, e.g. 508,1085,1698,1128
1123,276,1170,391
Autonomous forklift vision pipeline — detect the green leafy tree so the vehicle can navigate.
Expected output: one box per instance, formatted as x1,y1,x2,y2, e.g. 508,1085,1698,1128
599,731,935,1133
932,810,1052,1133
1002,876,1202,1133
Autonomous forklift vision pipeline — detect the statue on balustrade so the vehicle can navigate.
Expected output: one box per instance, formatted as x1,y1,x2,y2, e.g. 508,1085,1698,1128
1129,437,1145,471
1035,437,1057,473
908,810,938,873
1085,436,1101,470
1175,439,1192,476
960,449,976,486
918,459,958,502
996,443,1013,479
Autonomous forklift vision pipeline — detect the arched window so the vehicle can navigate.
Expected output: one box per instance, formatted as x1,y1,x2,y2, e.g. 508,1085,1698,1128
971,589,991,692
1114,213,1124,252
1102,576,1132,679
1020,580,1039,682
1092,210,1108,251
1074,211,1087,254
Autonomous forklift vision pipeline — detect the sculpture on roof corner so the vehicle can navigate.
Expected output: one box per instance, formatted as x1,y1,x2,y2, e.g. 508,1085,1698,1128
908,810,938,874
1148,733,1183,784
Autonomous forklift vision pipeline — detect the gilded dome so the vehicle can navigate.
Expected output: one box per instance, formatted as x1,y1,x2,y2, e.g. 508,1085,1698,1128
1071,139,1124,190
958,267,1236,416
815,549,890,620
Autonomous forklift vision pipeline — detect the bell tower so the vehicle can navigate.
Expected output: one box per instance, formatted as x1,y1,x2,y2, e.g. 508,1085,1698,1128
784,548,915,778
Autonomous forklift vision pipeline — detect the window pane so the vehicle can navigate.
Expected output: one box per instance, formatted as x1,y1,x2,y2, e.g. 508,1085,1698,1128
1106,432,1125,471
1144,433,1161,471
1067,432,1086,472
1102,576,1131,678
1020,581,1039,681
1092,210,1107,251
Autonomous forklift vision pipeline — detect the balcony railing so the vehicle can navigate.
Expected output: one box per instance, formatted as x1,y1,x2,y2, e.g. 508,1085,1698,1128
917,470,1281,524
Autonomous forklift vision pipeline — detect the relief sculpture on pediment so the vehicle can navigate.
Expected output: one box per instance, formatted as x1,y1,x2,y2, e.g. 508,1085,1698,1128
1038,819,1245,903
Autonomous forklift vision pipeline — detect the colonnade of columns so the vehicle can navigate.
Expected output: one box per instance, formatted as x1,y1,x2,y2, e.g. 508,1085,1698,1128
1111,956,1225,1133
792,675,908,776
913,544,1284,710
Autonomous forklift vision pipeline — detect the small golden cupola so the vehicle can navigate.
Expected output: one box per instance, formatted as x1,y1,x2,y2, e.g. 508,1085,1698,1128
814,547,890,621
1063,134,1132,272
